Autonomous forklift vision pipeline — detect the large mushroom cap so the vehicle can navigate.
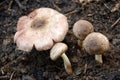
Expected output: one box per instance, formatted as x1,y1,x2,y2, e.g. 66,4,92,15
83,32,109,55
14,8,68,52
73,20,94,41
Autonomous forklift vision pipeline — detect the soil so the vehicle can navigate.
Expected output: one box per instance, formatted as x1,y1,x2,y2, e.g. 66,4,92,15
0,0,120,80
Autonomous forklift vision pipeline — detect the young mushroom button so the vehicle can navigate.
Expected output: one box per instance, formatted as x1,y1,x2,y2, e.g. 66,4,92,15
50,43,73,75
73,20,94,48
83,32,109,63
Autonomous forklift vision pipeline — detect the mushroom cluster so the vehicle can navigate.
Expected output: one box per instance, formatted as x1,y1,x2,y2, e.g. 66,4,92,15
73,19,109,63
14,7,110,74
14,7,72,74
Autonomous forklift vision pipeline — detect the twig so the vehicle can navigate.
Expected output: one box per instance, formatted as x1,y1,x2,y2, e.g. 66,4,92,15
103,3,111,11
111,17,120,28
83,64,87,74
0,75,9,79
9,71,15,80
0,0,7,11
1,68,5,74
111,1,120,12
47,0,61,12
8,0,13,11
14,0,26,9
65,9,79,16
52,3,61,12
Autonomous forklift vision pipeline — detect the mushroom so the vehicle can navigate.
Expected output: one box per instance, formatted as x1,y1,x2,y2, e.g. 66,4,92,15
83,32,109,63
14,8,72,74
14,7,68,52
50,43,72,75
73,20,94,48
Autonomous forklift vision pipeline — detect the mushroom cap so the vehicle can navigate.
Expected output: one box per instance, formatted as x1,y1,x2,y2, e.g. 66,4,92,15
50,43,68,61
83,32,109,55
14,8,68,52
73,20,94,41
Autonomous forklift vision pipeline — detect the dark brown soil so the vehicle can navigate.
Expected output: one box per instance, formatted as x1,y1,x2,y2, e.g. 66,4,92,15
0,0,120,80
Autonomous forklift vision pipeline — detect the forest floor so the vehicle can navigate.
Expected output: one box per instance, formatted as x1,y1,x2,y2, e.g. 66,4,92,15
0,0,120,80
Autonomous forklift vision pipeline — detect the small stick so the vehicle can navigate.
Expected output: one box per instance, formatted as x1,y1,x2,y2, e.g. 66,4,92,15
48,0,61,12
9,71,15,80
111,17,120,28
103,3,111,11
0,75,9,79
0,0,8,11
8,0,13,11
111,1,120,12
53,4,61,12
83,64,87,74
65,9,78,16
15,0,26,9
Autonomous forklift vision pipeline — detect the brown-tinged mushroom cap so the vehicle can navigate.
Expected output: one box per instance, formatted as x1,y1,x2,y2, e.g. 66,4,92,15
73,20,94,41
14,8,68,52
83,32,109,55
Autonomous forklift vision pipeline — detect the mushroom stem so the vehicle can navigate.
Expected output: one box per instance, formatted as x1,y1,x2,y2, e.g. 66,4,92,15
77,40,82,47
95,54,103,63
77,40,84,50
61,53,73,75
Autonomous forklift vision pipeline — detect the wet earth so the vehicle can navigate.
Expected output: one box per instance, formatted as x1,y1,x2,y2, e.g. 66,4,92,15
0,0,120,80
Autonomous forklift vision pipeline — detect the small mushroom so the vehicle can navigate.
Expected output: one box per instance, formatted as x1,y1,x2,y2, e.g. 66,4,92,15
83,32,109,63
73,20,94,48
50,43,73,75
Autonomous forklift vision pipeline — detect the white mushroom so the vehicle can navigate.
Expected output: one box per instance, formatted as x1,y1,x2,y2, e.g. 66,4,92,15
50,43,73,75
14,7,68,52
83,32,109,63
